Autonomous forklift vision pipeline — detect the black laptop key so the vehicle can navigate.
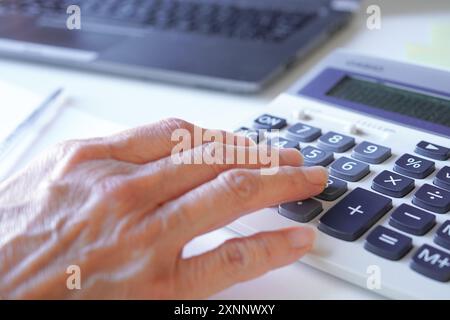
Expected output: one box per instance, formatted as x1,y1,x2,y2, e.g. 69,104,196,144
317,132,355,153
301,146,334,167
372,170,415,198
285,123,321,142
434,221,450,250
278,199,323,223
316,177,347,201
389,204,436,236
393,153,435,179
266,137,300,149
434,166,450,191
352,141,391,164
364,226,412,261
412,184,450,214
253,114,287,130
411,244,450,282
330,157,370,182
318,188,392,241
415,141,450,161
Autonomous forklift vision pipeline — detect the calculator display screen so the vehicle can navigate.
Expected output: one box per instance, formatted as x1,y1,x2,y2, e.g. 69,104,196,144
326,76,450,129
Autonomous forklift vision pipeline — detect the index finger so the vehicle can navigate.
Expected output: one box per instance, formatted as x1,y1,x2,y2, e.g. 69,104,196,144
104,118,255,164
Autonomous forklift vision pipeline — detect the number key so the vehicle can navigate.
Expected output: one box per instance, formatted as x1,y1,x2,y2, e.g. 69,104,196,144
352,141,391,164
266,137,300,149
317,132,355,153
316,177,348,201
286,123,322,142
301,146,334,167
330,157,370,182
393,153,435,179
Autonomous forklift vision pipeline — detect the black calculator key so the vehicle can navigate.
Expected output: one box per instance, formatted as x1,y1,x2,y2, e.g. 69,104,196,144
412,184,450,214
278,199,323,223
389,204,436,236
266,137,300,149
393,153,435,179
415,141,450,161
301,146,334,167
330,157,370,182
434,221,450,250
434,166,450,191
364,226,412,261
235,127,262,143
253,114,287,131
285,123,322,142
411,244,450,282
317,132,355,153
372,170,415,198
352,141,391,164
318,188,392,241
316,177,347,201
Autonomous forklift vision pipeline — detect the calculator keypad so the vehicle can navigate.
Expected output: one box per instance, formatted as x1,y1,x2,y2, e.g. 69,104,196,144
317,132,355,153
434,166,450,191
285,123,322,142
393,154,435,179
389,204,436,236
278,199,323,223
372,170,415,198
316,177,347,201
434,221,450,250
301,146,334,167
240,114,450,283
352,141,391,164
266,137,300,149
329,157,370,182
364,225,412,261
318,188,392,241
411,245,450,282
415,141,450,161
253,114,287,130
413,184,450,214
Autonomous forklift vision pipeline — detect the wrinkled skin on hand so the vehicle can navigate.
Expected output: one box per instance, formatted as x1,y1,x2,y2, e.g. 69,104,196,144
0,119,328,299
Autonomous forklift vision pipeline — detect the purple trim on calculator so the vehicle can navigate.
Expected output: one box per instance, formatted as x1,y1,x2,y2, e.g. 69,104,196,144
298,68,450,138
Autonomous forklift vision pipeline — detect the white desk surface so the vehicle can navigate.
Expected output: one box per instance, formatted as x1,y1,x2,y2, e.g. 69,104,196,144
1,0,449,300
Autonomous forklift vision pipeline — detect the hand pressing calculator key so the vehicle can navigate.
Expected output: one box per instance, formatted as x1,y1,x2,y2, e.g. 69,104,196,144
231,50,450,299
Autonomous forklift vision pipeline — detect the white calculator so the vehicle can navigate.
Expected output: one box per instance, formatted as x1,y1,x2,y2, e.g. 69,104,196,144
232,50,450,299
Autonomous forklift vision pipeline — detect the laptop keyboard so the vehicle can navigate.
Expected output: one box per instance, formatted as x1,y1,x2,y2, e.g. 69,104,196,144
236,114,450,282
0,0,315,42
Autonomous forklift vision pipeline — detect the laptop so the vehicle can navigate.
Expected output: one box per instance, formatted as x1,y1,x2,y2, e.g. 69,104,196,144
0,0,360,93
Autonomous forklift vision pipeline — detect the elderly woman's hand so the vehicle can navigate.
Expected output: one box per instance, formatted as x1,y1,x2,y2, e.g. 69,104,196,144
0,119,328,299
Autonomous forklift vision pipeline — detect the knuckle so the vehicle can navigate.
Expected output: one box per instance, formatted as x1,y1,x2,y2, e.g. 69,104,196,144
221,240,250,271
161,118,193,133
219,170,259,204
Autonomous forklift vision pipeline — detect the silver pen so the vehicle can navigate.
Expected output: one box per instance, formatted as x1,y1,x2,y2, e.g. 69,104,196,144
0,87,64,178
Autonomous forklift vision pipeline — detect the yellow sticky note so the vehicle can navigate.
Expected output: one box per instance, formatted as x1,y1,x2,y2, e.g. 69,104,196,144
407,24,450,68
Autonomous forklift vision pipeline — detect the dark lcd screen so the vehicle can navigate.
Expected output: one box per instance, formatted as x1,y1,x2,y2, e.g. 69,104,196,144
326,76,450,128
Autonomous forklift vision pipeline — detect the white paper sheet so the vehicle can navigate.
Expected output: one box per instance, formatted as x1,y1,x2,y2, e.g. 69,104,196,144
0,80,43,142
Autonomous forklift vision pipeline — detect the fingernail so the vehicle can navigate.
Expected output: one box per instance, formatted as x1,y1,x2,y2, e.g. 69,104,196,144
302,166,329,186
287,227,316,249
